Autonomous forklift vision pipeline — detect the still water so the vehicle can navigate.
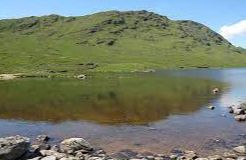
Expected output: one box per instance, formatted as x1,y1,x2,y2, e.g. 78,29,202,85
0,69,246,155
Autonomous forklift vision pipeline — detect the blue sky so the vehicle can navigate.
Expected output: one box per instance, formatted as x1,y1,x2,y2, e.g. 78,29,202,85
0,0,245,48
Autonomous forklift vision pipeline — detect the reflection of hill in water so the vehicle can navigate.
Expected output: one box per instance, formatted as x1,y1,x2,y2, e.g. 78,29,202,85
0,75,223,124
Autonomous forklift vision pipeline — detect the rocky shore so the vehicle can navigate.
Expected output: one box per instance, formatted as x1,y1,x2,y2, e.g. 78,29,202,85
0,135,246,160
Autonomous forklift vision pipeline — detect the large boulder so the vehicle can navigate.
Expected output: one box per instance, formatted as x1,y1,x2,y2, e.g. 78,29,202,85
60,138,93,154
0,135,30,160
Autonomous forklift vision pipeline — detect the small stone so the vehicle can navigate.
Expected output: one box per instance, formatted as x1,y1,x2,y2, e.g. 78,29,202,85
233,109,245,115
229,108,234,114
223,152,237,159
233,146,246,154
75,151,84,158
170,155,178,160
60,138,93,154
177,156,186,160
184,151,198,159
146,155,155,160
234,115,246,121
196,158,208,160
237,157,246,160
27,157,42,160
221,114,227,117
94,149,105,155
76,74,86,80
88,157,103,160
136,154,144,158
50,145,60,152
36,135,50,142
208,106,215,110
111,149,138,159
156,154,165,157
97,154,106,157
40,150,66,159
41,156,56,160
61,157,80,160
31,143,51,151
212,88,219,94
207,155,222,160
40,150,53,156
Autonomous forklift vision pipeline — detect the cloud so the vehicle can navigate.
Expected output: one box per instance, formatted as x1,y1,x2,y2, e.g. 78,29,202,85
219,20,246,40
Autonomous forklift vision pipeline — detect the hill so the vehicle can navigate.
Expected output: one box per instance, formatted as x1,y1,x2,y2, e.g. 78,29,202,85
0,10,245,75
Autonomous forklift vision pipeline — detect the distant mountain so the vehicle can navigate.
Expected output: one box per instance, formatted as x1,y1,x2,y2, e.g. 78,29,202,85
0,10,245,74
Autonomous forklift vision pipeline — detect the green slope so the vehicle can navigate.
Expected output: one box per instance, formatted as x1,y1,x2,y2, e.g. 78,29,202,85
0,10,245,75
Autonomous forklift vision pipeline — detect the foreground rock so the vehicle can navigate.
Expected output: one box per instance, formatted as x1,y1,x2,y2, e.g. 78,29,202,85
0,135,30,160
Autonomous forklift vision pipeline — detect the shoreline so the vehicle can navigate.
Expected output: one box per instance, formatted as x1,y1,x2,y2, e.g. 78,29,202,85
0,135,246,160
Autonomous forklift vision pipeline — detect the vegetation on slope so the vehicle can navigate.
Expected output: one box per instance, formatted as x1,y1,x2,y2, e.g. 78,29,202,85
0,10,245,75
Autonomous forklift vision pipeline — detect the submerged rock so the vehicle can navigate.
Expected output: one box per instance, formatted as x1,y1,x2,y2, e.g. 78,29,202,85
0,135,30,160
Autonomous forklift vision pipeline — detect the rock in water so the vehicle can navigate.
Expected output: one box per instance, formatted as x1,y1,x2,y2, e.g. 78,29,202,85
208,106,215,110
36,135,50,143
212,88,219,94
0,135,30,160
60,138,93,154
233,146,246,154
234,115,246,121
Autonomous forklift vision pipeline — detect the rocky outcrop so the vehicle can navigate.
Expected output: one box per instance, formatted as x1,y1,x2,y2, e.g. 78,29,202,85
0,135,30,160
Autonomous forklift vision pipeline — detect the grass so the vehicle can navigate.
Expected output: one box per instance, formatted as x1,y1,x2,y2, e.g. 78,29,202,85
0,10,245,76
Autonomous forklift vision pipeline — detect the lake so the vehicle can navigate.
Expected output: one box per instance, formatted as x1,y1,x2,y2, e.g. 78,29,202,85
0,69,246,155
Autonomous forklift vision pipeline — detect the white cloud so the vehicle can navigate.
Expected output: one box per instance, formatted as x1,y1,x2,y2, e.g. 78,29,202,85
219,20,246,40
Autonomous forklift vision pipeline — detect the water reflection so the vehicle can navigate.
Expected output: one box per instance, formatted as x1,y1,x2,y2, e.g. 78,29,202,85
0,74,222,124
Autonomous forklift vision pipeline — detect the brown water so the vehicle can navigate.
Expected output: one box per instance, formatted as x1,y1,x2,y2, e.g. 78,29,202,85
0,69,246,155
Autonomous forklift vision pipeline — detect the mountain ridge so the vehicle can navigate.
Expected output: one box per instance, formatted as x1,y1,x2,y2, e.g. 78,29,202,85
0,10,245,74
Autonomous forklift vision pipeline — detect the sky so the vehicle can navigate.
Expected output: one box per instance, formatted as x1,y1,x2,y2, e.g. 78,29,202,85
0,0,245,48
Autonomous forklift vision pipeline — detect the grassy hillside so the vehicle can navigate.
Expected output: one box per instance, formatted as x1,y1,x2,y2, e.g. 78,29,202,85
0,10,245,75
